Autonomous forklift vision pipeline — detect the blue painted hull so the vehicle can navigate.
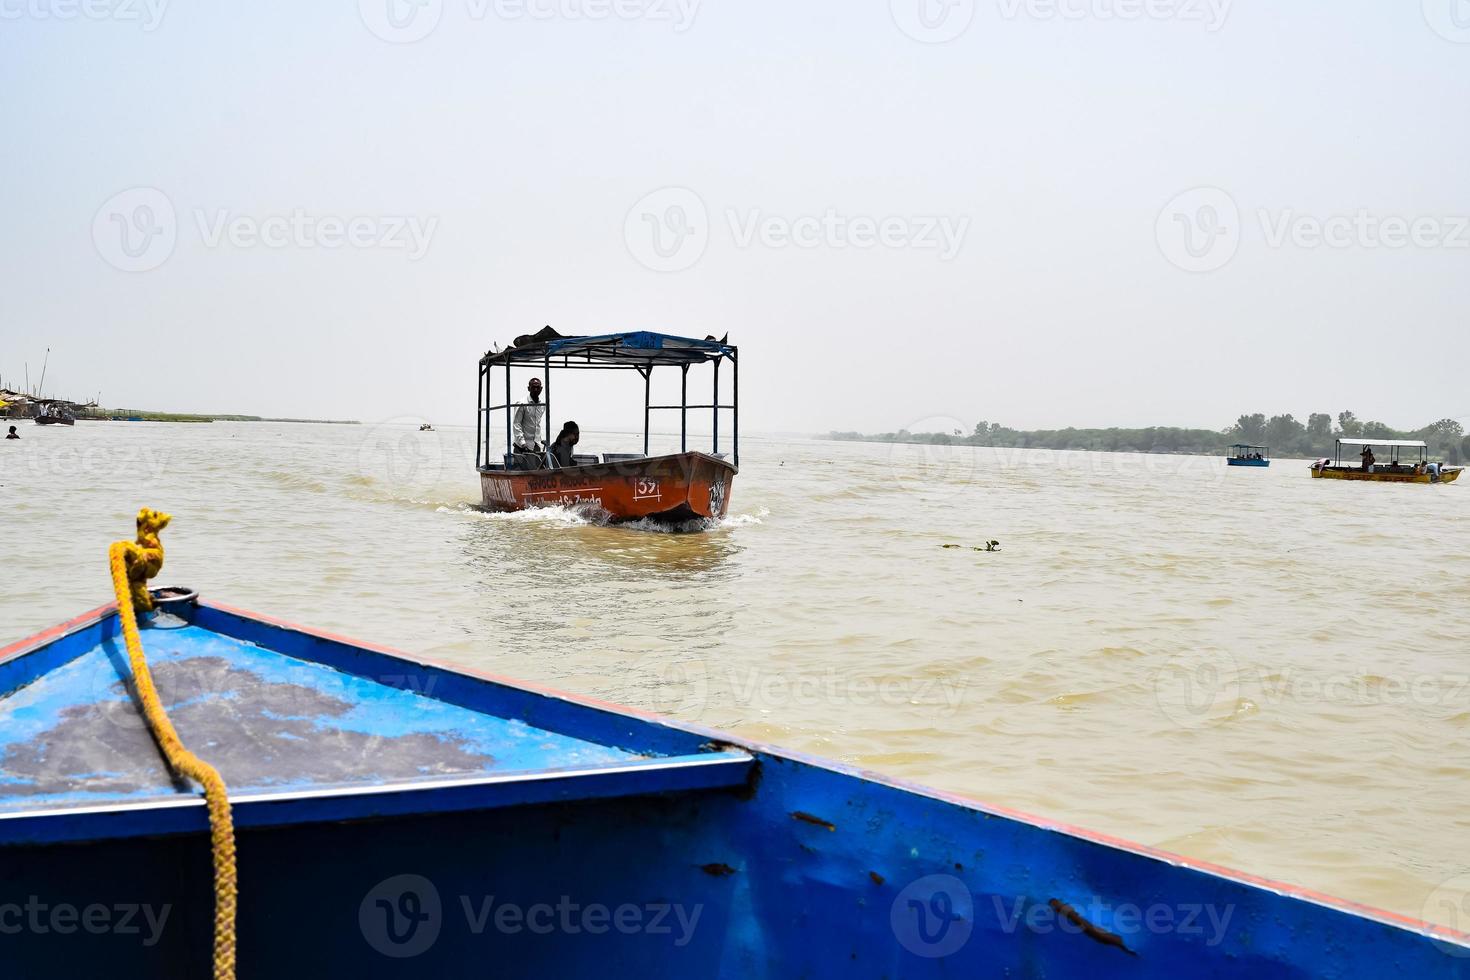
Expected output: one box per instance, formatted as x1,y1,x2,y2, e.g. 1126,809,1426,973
1226,458,1270,467
1,601,1466,977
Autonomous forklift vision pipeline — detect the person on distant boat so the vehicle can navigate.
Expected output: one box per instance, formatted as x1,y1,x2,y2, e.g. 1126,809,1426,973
1427,460,1442,482
1359,446,1375,472
548,421,580,468
512,377,546,467
5,425,17,440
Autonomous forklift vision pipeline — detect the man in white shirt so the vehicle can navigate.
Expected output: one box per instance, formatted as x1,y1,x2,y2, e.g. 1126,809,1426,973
512,377,546,463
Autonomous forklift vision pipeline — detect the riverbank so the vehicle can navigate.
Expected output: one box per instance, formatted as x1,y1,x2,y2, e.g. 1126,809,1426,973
90,411,360,424
2,386,360,425
829,412,1467,463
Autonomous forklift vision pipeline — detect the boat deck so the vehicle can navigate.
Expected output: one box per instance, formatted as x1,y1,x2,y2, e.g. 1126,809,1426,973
0,615,751,843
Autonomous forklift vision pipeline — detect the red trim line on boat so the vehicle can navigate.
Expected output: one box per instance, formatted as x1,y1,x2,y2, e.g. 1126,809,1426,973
0,602,116,662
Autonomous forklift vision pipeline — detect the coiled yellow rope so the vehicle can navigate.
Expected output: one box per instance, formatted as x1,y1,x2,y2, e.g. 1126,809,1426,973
109,508,237,980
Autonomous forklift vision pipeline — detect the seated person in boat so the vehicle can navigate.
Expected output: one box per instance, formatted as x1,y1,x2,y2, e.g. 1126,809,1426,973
512,377,546,468
549,421,580,468
1359,446,1375,471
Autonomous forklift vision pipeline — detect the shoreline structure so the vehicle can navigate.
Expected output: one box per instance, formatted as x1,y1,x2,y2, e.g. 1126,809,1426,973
0,388,356,425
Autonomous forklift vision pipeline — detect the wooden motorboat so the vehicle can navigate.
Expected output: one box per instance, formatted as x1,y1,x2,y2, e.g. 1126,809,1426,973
477,329,739,524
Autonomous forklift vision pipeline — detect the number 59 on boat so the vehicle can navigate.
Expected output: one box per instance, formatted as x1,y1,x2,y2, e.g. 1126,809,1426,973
476,328,738,525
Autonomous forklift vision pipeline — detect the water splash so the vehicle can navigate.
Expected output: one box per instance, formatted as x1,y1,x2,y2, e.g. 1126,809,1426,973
443,502,593,526
439,502,765,533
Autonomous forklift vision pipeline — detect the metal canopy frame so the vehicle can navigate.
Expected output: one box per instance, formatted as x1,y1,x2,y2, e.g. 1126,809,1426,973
1332,439,1427,468
1332,438,1428,449
476,332,738,470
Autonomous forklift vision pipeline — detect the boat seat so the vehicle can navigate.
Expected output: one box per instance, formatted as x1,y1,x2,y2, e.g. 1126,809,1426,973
540,453,600,469
503,452,546,471
603,453,645,463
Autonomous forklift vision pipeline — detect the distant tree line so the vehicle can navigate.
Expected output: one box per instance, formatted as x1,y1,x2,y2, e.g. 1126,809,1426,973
828,411,1468,463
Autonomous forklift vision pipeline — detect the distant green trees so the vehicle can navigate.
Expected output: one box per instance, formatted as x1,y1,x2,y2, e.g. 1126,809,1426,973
828,413,1467,463
1234,414,1266,444
1225,413,1465,461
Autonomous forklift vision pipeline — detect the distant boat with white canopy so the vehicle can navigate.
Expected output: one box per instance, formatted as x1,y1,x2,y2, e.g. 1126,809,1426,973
1310,438,1462,484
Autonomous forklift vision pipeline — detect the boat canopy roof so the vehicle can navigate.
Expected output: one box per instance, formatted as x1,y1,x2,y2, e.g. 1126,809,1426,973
1231,444,1267,450
1336,438,1427,449
481,327,734,368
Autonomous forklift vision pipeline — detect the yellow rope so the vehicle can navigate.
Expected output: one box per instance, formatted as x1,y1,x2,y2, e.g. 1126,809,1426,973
109,508,237,980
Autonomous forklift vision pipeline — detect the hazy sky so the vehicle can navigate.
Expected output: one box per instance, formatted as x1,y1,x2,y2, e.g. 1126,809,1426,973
3,1,1468,435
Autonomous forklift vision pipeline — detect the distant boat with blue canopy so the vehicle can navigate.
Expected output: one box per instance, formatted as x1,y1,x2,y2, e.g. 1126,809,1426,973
1227,444,1270,467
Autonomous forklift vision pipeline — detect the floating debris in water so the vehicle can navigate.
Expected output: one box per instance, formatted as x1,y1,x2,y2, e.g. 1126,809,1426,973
940,540,1001,552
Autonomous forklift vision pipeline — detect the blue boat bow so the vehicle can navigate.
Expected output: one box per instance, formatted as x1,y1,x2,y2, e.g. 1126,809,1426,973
1,599,1466,977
